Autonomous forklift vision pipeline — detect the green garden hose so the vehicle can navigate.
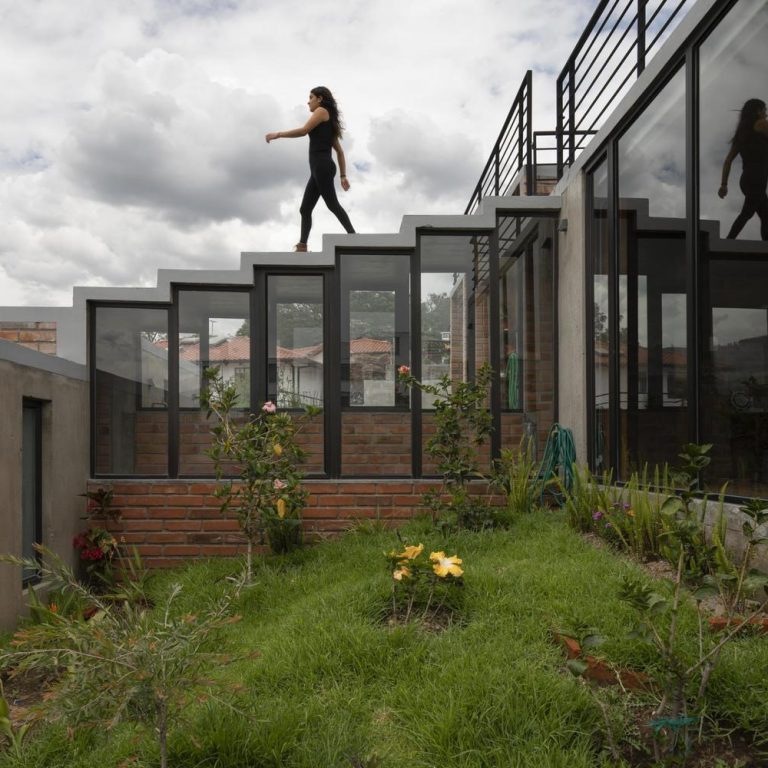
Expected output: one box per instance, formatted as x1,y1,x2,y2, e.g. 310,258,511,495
538,423,577,505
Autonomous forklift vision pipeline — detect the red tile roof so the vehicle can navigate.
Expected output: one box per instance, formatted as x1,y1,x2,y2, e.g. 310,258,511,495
173,336,392,362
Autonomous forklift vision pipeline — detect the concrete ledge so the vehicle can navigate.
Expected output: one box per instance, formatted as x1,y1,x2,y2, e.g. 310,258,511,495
0,339,87,380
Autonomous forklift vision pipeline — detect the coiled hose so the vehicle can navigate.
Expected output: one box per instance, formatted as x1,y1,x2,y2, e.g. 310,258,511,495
538,423,576,505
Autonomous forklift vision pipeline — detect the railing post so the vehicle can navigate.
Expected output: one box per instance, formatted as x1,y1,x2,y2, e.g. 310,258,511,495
517,97,524,195
494,144,500,196
556,77,564,180
568,61,576,167
637,0,646,74
524,71,533,195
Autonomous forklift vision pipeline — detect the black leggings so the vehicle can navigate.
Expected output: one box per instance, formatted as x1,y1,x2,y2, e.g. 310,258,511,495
726,176,768,241
299,153,355,244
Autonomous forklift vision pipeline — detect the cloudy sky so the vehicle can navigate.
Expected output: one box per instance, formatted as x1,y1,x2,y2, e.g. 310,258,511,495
0,0,595,307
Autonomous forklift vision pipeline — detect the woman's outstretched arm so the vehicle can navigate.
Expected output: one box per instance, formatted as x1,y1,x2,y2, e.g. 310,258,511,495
718,146,738,198
333,138,350,191
265,108,328,143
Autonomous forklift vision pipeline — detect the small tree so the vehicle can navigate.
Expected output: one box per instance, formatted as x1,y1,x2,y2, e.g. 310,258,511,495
0,547,247,768
398,364,497,531
201,366,320,579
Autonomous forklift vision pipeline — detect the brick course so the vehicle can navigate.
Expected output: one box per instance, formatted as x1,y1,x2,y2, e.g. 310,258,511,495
92,478,504,568
0,321,57,354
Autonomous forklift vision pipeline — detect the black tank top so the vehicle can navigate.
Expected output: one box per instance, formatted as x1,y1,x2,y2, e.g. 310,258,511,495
309,119,334,154
739,131,768,191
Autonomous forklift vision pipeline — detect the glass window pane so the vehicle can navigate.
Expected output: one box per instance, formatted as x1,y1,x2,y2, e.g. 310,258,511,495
268,276,323,408
94,306,169,475
698,1,767,496
178,290,251,476
498,216,556,458
618,66,687,476
267,275,325,474
420,234,491,474
699,0,768,243
340,253,411,476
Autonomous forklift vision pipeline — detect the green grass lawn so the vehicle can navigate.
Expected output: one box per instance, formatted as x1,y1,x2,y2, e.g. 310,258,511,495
3,512,767,767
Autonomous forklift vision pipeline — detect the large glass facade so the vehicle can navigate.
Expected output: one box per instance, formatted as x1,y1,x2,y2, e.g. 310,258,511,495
617,65,687,475
340,253,411,476
699,0,768,495
178,290,250,476
586,0,768,499
94,306,169,475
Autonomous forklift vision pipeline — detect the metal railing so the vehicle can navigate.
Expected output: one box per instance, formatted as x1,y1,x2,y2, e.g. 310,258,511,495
465,0,696,211
557,0,695,174
464,71,532,215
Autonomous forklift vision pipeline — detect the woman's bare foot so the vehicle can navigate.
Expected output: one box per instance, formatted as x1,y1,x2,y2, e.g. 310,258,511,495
294,242,307,252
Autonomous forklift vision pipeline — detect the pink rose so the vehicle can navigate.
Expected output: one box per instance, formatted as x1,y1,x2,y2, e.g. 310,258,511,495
261,401,277,414
398,365,410,375
273,479,287,490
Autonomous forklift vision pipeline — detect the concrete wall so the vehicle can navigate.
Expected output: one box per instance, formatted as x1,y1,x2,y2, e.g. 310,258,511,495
0,341,89,631
556,175,588,461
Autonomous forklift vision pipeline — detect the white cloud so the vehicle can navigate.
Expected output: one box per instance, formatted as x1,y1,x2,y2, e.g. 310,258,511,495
0,0,594,306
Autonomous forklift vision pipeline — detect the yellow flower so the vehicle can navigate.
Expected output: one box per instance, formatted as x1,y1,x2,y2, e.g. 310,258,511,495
276,498,287,519
430,551,464,578
626,508,635,517
395,543,424,561
392,566,411,581
273,443,283,456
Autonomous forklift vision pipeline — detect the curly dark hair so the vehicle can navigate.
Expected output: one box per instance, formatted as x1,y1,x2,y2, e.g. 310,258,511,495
730,98,766,150
311,86,345,139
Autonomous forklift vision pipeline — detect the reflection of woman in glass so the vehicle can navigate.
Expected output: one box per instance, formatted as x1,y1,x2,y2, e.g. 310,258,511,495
718,98,768,240
265,87,355,252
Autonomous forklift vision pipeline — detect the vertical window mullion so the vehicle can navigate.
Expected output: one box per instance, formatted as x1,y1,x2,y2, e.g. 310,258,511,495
607,140,621,477
685,46,699,446
168,292,179,478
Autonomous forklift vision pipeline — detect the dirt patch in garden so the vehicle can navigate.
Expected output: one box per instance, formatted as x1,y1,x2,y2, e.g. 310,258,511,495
1,668,48,730
384,604,459,633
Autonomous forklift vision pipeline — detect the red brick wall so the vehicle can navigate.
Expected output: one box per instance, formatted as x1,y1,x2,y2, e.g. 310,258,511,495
421,412,492,475
94,479,503,568
0,321,57,354
178,410,324,476
341,411,411,475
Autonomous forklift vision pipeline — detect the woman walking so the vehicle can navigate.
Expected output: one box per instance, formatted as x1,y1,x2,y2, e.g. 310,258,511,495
266,87,355,251
718,98,768,240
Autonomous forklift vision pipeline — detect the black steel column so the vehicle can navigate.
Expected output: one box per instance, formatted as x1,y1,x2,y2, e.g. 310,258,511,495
325,267,341,477
411,236,422,477
685,47,700,445
168,290,179,478
637,0,647,74
607,141,621,476
489,228,501,460
252,271,267,408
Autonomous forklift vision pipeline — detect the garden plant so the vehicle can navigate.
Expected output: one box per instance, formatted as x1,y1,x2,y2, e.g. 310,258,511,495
202,366,321,578
0,547,246,768
397,363,504,531
385,540,464,627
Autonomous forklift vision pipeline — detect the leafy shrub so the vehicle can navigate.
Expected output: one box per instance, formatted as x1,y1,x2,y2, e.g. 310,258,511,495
202,366,320,576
